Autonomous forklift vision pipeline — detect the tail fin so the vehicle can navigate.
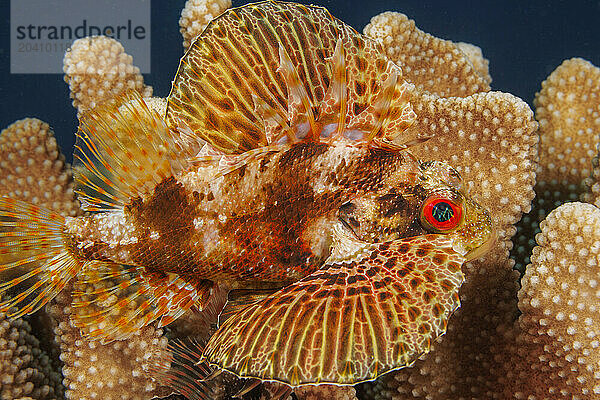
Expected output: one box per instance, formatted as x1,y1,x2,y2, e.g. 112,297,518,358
0,197,82,317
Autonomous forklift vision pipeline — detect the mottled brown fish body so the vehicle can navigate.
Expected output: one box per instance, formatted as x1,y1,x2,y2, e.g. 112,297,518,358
66,141,422,288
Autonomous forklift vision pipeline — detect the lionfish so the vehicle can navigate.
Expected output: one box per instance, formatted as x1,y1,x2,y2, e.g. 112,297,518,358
0,0,493,395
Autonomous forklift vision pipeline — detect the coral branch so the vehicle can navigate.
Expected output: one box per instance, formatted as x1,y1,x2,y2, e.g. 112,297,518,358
180,0,232,49
63,36,152,114
364,12,491,97
505,203,600,398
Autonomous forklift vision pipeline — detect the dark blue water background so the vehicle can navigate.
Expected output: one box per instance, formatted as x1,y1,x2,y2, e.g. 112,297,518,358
1,0,599,163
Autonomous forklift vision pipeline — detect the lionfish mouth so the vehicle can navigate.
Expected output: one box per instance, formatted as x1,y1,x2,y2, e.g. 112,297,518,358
452,199,496,261
464,226,497,261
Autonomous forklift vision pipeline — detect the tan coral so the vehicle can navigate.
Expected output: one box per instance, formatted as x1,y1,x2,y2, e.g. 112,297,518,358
259,383,357,400
294,385,357,400
179,0,232,49
364,12,491,97
535,58,600,187
585,154,600,207
455,42,492,86
513,58,599,272
63,36,152,114
0,118,79,217
503,202,600,399
0,309,63,400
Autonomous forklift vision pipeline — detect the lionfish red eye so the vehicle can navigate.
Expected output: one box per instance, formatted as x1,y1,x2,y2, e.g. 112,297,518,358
421,194,462,232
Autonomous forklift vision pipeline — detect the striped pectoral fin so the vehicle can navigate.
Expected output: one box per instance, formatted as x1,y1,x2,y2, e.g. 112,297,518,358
0,198,82,318
71,261,214,342
203,232,465,386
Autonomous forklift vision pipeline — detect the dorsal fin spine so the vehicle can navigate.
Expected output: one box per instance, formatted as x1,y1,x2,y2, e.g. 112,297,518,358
331,38,348,136
277,45,318,140
367,66,399,142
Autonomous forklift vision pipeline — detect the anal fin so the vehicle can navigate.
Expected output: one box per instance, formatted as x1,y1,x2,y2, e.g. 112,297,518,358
71,261,213,342
203,229,466,386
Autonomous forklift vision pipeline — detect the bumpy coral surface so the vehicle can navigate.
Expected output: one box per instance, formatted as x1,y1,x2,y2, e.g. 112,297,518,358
0,118,79,217
291,385,357,400
63,36,152,114
513,58,600,272
505,202,600,399
455,42,492,86
180,0,232,49
0,310,63,400
364,12,491,97
586,154,600,207
535,58,600,187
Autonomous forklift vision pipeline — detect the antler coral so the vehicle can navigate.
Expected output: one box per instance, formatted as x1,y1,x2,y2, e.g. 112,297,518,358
364,12,491,97
63,36,152,114
180,0,232,49
513,58,600,272
504,202,600,399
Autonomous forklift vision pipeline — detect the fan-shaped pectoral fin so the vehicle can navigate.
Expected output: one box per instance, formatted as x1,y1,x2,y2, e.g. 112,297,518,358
203,227,466,386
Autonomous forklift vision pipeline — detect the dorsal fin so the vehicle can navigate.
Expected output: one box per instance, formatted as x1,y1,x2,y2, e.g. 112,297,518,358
166,1,417,155
74,94,192,211
277,45,318,141
318,38,347,137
